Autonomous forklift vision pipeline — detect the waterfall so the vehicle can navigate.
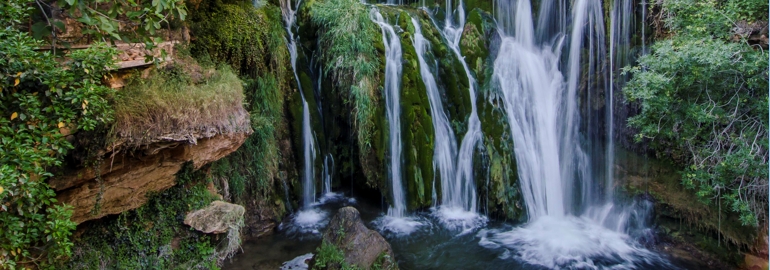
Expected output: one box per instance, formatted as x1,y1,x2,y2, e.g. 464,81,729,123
410,18,460,209
322,154,334,195
609,0,635,201
492,0,609,221
300,99,317,208
479,0,668,267
371,9,406,218
436,0,481,215
280,0,318,209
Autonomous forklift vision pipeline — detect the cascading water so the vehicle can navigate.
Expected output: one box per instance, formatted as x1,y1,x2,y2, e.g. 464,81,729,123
280,0,316,209
300,99,317,208
279,0,329,236
372,10,406,218
424,0,483,226
478,0,671,267
609,0,635,201
322,154,334,195
411,17,459,205
371,9,426,235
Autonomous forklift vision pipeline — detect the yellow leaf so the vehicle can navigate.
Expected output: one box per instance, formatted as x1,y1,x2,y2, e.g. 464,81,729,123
11,250,15,256
58,122,65,128
82,101,87,109
14,78,19,86
0,186,3,194
10,112,17,120
84,68,89,74
16,72,21,77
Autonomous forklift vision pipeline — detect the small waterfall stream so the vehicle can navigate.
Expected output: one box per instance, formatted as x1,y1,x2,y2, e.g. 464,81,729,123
411,17,459,205
432,0,483,220
371,9,407,218
280,0,317,209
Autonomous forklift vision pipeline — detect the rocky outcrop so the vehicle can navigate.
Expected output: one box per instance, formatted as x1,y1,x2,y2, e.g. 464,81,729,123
312,207,397,270
50,133,249,224
184,201,245,234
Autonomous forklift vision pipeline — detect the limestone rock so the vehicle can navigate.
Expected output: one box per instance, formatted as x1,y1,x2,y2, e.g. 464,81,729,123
313,207,398,270
184,201,245,234
50,133,249,224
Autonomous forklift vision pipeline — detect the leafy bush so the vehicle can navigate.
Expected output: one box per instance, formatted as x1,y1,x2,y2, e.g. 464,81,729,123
0,0,191,267
625,0,768,226
0,21,116,270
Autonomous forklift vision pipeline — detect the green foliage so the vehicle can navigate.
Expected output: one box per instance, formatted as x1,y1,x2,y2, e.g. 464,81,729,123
308,0,381,151
191,1,292,210
0,6,117,266
210,74,285,204
371,251,396,270
625,0,768,226
312,240,360,270
661,0,768,38
67,163,221,269
39,0,187,48
191,2,288,80
1,0,184,266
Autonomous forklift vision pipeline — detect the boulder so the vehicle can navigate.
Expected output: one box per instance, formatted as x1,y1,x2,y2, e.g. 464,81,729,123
184,201,245,234
312,207,397,270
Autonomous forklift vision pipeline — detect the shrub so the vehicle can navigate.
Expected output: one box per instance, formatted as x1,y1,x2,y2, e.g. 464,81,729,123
625,0,768,226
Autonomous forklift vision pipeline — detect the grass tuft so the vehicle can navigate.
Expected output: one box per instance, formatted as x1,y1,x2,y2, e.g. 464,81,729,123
110,64,250,148
309,0,381,151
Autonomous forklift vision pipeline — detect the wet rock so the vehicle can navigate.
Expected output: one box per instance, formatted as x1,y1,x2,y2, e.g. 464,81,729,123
184,201,245,234
312,207,397,270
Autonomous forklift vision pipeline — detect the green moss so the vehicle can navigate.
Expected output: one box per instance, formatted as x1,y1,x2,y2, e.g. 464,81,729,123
477,92,523,220
68,163,221,269
190,2,288,80
413,12,472,136
460,9,494,86
377,9,437,210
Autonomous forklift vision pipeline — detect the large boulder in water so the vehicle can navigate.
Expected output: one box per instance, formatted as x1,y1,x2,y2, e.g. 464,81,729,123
310,207,398,270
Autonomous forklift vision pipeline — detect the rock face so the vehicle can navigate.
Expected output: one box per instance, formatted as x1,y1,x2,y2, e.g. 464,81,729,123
49,133,249,224
184,201,245,234
315,207,397,270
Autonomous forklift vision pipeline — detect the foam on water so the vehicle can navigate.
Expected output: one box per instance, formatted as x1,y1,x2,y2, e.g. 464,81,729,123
280,208,329,236
477,216,670,269
316,192,345,205
372,215,428,237
280,253,314,270
431,206,487,233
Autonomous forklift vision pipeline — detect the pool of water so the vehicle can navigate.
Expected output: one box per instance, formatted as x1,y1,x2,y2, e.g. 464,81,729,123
224,194,693,270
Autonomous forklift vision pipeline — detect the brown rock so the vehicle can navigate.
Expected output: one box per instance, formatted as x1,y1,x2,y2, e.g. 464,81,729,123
50,133,248,224
744,254,768,270
184,201,245,234
313,207,398,270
